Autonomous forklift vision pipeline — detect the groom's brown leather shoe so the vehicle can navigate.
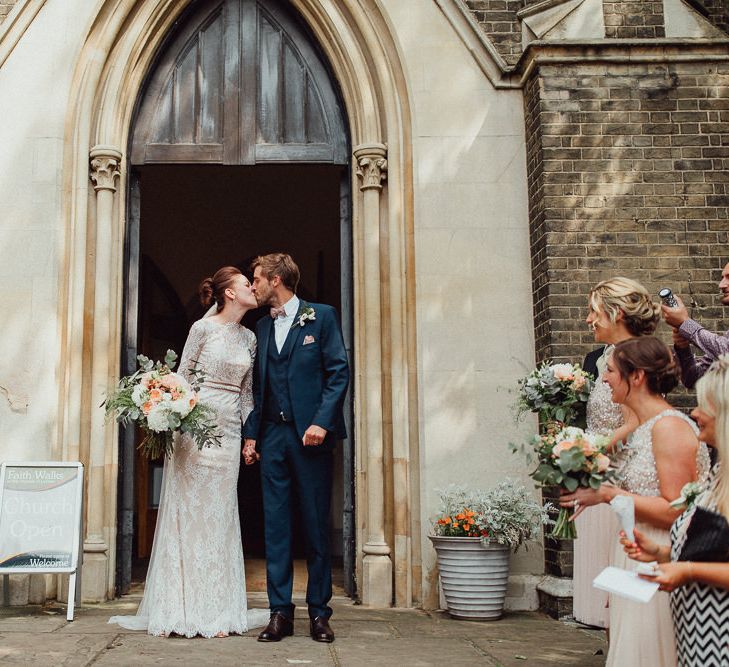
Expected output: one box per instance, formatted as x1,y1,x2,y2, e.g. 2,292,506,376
310,616,334,642
257,612,294,642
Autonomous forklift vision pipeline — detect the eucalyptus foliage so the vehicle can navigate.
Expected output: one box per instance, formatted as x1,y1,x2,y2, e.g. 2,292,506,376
104,349,221,459
432,481,553,552
515,362,593,426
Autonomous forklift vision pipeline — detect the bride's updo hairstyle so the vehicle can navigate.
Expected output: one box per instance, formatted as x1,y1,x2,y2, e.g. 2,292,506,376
589,277,661,337
612,336,680,396
199,266,242,312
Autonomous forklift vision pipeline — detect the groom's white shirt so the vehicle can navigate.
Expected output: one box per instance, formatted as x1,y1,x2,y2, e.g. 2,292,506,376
274,295,300,353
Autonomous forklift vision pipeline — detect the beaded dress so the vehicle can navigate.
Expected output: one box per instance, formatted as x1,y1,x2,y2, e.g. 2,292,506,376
573,346,625,627
110,318,270,637
606,410,710,667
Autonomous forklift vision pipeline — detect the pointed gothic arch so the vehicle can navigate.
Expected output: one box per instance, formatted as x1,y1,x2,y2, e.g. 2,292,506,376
57,0,419,609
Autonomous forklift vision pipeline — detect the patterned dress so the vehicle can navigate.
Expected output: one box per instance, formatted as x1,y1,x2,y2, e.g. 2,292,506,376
607,409,711,667
110,318,269,637
670,465,729,666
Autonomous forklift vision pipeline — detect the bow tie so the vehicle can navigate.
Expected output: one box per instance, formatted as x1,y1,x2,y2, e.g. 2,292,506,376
270,306,287,319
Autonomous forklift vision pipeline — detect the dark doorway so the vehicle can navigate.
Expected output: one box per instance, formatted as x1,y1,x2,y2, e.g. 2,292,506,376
124,162,351,591
117,0,354,600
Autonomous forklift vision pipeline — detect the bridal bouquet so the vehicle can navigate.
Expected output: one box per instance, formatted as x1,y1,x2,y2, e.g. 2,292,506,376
515,362,593,426
104,350,221,459
523,425,613,539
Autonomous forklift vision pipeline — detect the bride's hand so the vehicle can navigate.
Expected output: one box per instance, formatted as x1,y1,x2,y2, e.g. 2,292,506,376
242,439,259,465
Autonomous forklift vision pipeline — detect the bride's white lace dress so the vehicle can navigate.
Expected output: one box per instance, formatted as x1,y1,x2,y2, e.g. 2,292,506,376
110,318,269,637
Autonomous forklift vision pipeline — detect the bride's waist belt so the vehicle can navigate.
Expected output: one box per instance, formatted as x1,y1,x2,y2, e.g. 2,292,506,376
202,380,242,394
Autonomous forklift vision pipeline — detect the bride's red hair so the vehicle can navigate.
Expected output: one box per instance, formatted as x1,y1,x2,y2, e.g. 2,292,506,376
199,266,242,312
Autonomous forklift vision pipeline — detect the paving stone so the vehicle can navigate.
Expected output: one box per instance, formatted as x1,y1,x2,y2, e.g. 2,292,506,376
0,598,607,666
331,637,492,667
0,633,113,666
94,635,335,666
0,614,68,633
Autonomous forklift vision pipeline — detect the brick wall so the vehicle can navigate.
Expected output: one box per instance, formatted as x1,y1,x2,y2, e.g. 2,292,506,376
523,53,729,618
0,0,19,23
465,0,524,66
524,58,729,408
603,1,666,38
696,0,729,35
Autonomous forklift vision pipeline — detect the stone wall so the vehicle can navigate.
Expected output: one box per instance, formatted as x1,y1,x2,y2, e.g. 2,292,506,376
604,1,666,38
0,0,19,23
523,56,729,402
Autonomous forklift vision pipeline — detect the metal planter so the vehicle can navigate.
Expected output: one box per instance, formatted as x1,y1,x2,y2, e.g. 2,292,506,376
429,535,510,621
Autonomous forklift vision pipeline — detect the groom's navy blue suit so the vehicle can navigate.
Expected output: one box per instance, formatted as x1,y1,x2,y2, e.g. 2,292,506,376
243,300,349,620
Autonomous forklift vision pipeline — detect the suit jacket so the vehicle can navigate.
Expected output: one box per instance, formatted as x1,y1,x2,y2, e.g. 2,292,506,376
583,347,605,380
243,300,350,444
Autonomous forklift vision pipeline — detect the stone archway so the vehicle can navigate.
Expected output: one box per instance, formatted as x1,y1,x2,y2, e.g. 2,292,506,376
57,0,419,608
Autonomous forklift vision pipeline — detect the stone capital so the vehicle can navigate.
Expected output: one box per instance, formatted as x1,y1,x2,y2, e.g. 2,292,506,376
354,143,387,191
89,146,122,193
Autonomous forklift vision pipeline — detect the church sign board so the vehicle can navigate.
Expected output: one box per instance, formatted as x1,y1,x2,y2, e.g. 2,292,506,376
0,462,84,620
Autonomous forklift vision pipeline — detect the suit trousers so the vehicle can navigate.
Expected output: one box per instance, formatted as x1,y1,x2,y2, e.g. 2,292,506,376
259,420,334,620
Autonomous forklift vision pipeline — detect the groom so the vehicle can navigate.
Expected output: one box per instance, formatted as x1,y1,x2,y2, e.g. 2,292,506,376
243,253,349,643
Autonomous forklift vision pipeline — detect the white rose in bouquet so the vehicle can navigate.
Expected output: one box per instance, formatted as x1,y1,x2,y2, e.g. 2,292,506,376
104,349,221,459
146,404,170,432
131,384,147,408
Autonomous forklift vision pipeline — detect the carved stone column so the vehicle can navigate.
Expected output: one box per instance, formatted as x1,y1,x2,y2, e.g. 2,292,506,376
83,145,122,601
354,142,393,607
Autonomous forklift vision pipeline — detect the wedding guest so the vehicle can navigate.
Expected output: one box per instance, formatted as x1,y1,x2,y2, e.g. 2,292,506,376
662,261,729,388
623,355,729,666
561,336,710,666
574,277,660,629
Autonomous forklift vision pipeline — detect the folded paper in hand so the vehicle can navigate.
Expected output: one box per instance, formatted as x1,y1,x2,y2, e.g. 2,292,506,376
593,566,659,604
610,495,635,543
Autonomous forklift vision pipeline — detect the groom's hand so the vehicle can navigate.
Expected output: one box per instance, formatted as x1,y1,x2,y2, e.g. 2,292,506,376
303,425,327,446
243,439,259,464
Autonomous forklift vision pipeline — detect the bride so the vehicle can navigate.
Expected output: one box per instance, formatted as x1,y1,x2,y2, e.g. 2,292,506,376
110,266,269,638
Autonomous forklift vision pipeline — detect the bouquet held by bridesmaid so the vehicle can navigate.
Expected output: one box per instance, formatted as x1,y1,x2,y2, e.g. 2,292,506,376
526,425,614,539
515,361,593,426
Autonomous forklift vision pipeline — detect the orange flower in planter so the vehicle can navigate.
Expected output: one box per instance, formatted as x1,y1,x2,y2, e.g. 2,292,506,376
431,482,551,547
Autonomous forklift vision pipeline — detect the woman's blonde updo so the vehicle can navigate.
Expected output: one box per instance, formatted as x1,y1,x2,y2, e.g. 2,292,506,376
198,266,242,312
589,277,661,337
696,356,729,517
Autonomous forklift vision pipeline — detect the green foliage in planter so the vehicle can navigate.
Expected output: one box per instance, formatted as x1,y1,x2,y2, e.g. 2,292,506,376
432,480,553,551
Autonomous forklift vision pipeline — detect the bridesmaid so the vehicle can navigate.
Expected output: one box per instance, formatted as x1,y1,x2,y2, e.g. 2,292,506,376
562,337,710,666
623,357,729,666
574,277,660,628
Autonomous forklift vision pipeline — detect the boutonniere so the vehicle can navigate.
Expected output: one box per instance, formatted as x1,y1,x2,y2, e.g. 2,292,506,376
669,481,705,511
295,306,316,328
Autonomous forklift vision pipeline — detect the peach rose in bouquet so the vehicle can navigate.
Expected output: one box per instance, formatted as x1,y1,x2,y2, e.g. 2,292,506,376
104,349,221,459
516,362,594,428
516,426,614,539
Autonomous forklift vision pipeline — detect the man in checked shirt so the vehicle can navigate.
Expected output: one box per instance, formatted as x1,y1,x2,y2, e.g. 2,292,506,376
662,261,729,388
